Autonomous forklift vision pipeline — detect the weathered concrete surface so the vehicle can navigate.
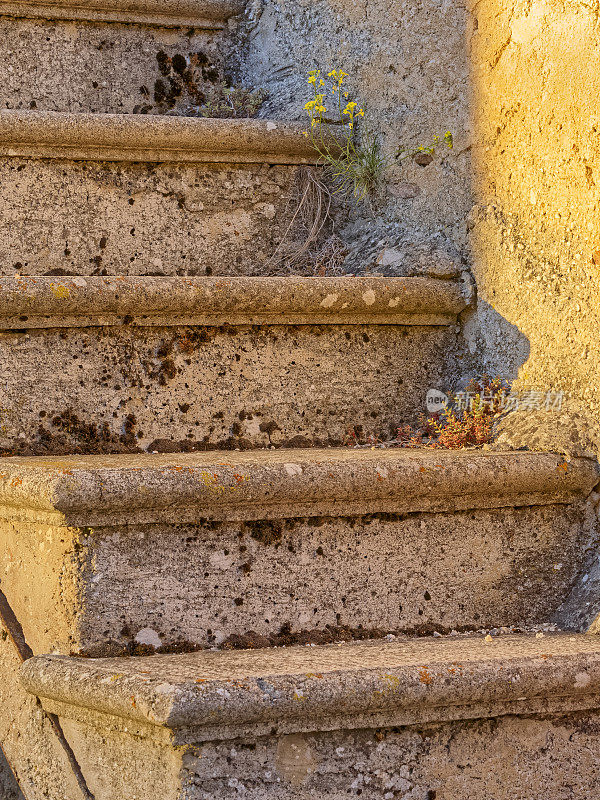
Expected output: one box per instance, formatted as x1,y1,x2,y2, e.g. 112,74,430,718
43,707,600,800
176,711,600,799
4,504,590,653
0,747,24,800
0,0,243,27
0,159,310,276
466,0,600,450
236,0,473,274
0,449,595,524
17,635,600,800
21,635,600,738
0,323,455,453
0,20,227,114
0,631,85,800
0,276,467,328
0,451,596,652
0,110,326,163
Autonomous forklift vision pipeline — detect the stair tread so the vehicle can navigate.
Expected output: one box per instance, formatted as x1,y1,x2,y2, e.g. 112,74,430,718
0,109,338,164
20,633,600,738
0,0,244,28
0,448,596,525
0,275,467,329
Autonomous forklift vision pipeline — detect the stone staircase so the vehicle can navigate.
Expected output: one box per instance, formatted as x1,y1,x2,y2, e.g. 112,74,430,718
0,1,599,799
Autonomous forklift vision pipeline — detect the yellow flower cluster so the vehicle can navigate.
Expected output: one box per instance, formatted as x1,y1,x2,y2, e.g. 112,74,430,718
303,68,364,133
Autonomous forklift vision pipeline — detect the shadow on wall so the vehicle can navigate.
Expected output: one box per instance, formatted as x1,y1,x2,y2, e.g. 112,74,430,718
0,746,25,800
459,298,530,383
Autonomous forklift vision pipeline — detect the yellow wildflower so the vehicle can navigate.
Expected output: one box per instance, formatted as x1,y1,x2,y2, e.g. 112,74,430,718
319,79,325,86
328,70,337,77
308,75,316,85
304,100,316,110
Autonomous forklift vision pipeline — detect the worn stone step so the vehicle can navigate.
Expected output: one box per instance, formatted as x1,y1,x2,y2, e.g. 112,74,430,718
19,634,600,798
0,1,242,115
0,111,334,276
0,276,464,454
0,0,243,27
0,448,596,657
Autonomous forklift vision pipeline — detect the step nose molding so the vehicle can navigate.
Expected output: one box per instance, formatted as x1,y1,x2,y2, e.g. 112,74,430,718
0,110,335,164
0,276,468,329
0,0,245,27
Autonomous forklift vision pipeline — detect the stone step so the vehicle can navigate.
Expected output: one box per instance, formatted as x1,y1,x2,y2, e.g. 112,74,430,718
19,633,600,798
0,111,332,276
0,276,464,454
0,1,242,114
0,0,243,27
0,449,596,656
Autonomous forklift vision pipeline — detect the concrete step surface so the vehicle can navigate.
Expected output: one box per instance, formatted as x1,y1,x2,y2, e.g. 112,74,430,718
18,633,600,799
0,1,241,114
0,112,337,276
0,276,463,454
0,448,596,655
0,0,244,27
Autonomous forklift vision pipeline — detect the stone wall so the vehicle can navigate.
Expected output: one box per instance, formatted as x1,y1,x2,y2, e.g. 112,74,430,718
236,0,600,451
234,0,473,275
468,0,600,442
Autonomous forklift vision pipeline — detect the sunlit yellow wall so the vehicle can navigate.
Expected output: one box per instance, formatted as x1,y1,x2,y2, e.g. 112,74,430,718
469,0,600,421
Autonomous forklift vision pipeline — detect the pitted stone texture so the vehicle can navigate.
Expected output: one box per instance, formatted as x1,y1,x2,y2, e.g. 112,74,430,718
1,504,590,654
178,712,600,799
0,323,453,453
0,159,299,276
236,0,472,268
0,19,225,115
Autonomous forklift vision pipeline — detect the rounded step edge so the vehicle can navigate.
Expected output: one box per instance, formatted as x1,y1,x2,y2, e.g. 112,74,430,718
0,448,597,526
0,0,245,28
0,276,469,329
0,109,338,164
19,633,600,741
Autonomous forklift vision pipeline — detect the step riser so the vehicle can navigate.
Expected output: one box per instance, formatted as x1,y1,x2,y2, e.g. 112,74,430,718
0,159,303,276
0,324,453,454
1,503,588,653
0,19,227,115
57,711,600,800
